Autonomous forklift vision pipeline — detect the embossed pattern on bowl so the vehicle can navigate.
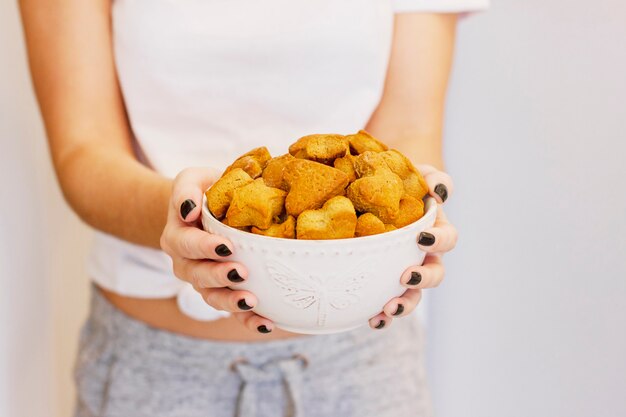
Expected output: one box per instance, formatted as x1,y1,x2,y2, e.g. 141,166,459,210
202,196,437,334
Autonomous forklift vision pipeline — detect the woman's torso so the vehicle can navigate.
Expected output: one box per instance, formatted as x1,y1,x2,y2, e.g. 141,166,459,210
113,0,394,176
99,286,302,341
94,0,396,341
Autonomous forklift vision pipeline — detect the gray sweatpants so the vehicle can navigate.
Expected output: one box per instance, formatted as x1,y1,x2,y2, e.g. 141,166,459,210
74,287,433,417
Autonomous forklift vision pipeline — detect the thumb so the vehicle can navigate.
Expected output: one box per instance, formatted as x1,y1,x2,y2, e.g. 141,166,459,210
415,164,454,204
172,167,221,223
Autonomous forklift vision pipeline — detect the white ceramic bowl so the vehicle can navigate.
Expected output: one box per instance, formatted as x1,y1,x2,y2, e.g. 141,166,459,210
202,196,437,334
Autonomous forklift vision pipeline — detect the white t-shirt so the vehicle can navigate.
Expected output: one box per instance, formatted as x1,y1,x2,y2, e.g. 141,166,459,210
88,0,488,320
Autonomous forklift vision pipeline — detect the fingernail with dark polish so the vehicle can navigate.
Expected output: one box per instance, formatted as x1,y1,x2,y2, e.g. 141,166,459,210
434,183,448,203
393,304,405,316
408,271,422,286
180,199,196,220
375,320,386,329
227,269,244,283
418,232,436,246
238,299,253,311
257,325,272,334
215,244,232,257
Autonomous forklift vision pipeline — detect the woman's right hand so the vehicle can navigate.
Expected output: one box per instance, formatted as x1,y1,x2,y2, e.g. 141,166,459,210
160,167,275,334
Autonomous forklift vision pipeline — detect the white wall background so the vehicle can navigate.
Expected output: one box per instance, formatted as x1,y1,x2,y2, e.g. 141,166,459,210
1,1,625,417
427,1,626,417
1,2,92,417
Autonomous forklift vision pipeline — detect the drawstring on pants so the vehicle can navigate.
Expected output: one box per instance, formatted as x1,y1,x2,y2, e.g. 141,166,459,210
231,354,309,417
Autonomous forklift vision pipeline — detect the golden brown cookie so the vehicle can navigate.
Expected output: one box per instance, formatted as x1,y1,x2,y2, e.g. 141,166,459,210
403,171,429,200
262,153,295,191
288,135,312,156
292,149,308,159
222,216,251,232
206,168,253,219
378,150,428,199
353,151,386,178
355,212,386,237
223,147,272,179
296,196,357,240
289,134,349,165
333,153,358,183
304,135,349,165
251,215,296,239
346,130,388,155
225,178,286,229
283,159,349,216
354,149,418,179
346,168,404,223
393,196,425,228
353,149,427,199
380,150,416,179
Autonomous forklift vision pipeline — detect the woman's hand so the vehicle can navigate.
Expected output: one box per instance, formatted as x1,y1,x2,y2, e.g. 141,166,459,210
368,165,458,329
160,167,275,334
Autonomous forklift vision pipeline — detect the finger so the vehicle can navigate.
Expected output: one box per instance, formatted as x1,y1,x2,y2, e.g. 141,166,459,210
233,311,276,335
163,225,234,260
400,255,445,289
171,167,221,223
417,207,458,253
196,287,258,313
382,289,423,319
415,164,454,204
173,258,248,289
368,311,392,330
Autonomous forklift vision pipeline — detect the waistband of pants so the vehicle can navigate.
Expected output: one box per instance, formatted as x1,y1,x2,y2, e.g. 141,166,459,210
87,285,417,369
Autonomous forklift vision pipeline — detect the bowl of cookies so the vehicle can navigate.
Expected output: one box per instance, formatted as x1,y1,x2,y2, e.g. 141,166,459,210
202,130,437,334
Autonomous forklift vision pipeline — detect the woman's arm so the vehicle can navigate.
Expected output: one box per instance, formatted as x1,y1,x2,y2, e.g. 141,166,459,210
365,13,458,171
19,0,170,248
365,13,459,329
19,0,266,327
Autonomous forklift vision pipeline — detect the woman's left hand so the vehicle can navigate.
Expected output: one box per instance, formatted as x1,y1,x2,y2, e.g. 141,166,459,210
368,165,458,330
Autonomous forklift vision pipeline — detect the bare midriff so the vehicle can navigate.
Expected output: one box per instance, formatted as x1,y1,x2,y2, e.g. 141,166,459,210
97,285,304,342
